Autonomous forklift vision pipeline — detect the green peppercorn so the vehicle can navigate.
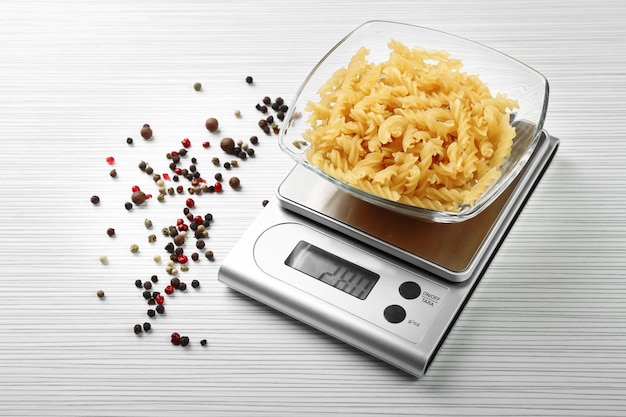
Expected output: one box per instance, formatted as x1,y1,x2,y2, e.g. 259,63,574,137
194,82,202,91
130,243,139,253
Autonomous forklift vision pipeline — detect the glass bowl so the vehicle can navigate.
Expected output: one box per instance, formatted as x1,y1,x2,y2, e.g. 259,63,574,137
278,20,549,223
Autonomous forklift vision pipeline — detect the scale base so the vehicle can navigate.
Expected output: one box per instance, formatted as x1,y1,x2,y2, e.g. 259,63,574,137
218,131,559,377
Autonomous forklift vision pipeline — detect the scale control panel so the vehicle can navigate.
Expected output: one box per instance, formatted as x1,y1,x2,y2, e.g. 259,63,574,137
254,222,449,344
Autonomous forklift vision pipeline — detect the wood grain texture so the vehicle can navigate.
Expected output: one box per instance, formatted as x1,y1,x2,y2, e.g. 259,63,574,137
1,0,625,416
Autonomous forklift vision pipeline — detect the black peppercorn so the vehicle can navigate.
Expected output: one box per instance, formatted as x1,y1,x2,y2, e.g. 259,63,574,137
191,280,200,289
249,135,258,145
127,137,134,145
143,322,151,331
142,290,151,299
147,309,156,317
134,324,142,334
107,227,116,237
245,76,253,84
90,195,100,205
124,202,133,210
151,275,158,283
135,279,143,288
156,305,165,314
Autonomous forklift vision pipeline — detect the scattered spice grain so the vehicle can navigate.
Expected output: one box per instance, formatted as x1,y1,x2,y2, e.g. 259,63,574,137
205,117,219,132
140,124,152,140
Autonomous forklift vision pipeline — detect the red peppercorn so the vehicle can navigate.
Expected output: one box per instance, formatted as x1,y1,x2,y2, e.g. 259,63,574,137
193,215,203,225
164,285,174,295
176,218,185,226
106,156,115,165
155,294,165,305
214,182,223,192
163,173,171,180
202,141,210,148
171,332,181,345
186,198,195,208
177,254,188,264
181,138,191,148
177,223,188,232
132,185,141,192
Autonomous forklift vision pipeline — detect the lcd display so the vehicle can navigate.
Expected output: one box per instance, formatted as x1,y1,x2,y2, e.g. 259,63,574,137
285,241,379,300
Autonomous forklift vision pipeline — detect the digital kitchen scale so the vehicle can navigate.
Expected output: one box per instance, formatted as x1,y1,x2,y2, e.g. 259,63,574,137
218,129,559,378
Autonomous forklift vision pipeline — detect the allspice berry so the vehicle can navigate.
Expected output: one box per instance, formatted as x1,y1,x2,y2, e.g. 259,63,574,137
140,123,153,140
131,190,147,205
220,137,235,154
173,233,186,247
228,176,241,189
205,117,219,132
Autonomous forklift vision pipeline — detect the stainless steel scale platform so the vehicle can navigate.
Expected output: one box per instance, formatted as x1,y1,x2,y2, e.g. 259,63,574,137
218,129,559,377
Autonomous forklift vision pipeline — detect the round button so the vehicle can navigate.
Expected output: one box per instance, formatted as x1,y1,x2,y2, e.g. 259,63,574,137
384,304,406,324
399,281,421,300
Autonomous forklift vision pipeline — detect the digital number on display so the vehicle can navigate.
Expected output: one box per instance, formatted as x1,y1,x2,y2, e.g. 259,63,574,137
285,241,380,300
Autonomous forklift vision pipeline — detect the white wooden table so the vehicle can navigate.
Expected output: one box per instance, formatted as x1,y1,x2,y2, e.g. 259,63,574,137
1,0,625,415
